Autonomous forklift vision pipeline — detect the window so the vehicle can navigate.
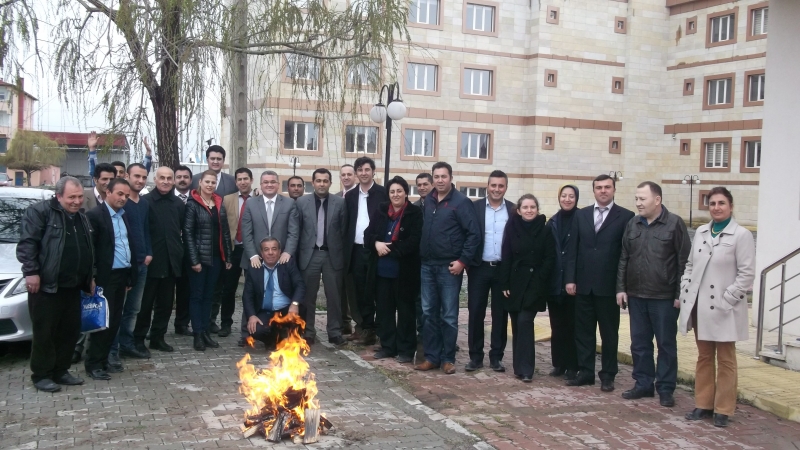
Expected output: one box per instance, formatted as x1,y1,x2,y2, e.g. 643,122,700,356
707,77,732,106
0,137,7,153
0,88,7,101
680,139,691,155
609,138,622,154
286,54,319,81
710,14,735,43
404,129,435,157
409,0,440,25
460,187,486,198
409,186,420,196
345,125,378,154
686,16,697,35
284,121,319,151
612,77,624,94
615,17,627,34
699,191,711,210
460,132,489,159
0,112,10,127
281,180,313,194
463,68,492,96
407,63,437,92
705,142,729,169
546,6,559,24
752,7,768,35
683,79,694,96
348,59,380,85
544,69,558,87
749,73,765,102
466,3,495,33
744,140,761,169
542,132,555,150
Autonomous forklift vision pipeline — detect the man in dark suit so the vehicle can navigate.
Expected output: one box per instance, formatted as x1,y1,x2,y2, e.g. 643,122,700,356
85,178,139,381
466,170,515,373
242,237,306,348
564,174,635,392
173,165,193,336
289,168,348,345
336,164,359,336
190,145,237,197
344,157,389,345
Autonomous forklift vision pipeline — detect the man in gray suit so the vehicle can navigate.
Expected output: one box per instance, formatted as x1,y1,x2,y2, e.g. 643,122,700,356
289,168,348,346
236,170,299,345
81,163,116,211
190,145,237,197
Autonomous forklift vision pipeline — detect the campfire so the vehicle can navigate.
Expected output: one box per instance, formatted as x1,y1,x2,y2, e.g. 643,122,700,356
236,314,332,443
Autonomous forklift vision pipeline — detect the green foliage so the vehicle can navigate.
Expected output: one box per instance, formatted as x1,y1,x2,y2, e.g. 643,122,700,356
0,130,65,186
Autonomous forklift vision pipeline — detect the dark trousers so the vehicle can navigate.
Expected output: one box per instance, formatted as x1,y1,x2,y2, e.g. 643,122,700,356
135,276,176,344
211,244,243,328
629,297,680,395
574,293,620,381
28,287,82,382
509,309,537,378
85,270,127,371
341,272,361,332
375,276,417,357
249,304,307,346
467,263,508,364
188,258,222,334
548,295,578,371
350,246,376,330
174,268,191,330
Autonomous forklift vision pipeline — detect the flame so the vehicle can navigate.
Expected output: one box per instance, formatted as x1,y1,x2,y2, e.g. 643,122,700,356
245,336,255,348
237,313,318,430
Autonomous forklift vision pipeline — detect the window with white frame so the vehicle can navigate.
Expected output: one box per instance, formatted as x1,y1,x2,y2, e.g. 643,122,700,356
710,14,735,43
281,180,314,193
404,129,435,157
0,88,8,101
348,59,380,85
409,0,440,25
466,4,495,32
407,63,437,91
461,132,490,160
745,141,761,168
460,187,487,198
749,74,765,102
0,112,10,127
752,7,768,35
286,54,320,80
345,125,378,154
704,142,729,168
464,68,492,96
702,193,710,207
284,121,319,150
707,78,732,105
409,186,420,196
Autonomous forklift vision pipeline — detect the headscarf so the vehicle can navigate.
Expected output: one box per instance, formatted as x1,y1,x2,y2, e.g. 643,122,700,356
556,184,579,243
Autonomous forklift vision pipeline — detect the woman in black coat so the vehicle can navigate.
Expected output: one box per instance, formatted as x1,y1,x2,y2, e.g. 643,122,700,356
363,176,422,363
184,170,232,351
498,194,556,382
545,185,579,380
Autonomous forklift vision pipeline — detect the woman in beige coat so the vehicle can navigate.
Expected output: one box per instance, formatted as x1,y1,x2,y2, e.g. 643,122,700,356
679,187,755,428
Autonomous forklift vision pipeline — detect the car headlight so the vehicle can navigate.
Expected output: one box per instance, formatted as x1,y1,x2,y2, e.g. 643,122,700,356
6,278,27,297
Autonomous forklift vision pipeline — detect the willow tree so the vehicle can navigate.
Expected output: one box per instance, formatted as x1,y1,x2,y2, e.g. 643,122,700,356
0,130,65,186
43,0,410,169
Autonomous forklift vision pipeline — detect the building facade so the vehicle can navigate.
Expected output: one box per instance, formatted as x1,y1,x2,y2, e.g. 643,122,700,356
223,0,768,225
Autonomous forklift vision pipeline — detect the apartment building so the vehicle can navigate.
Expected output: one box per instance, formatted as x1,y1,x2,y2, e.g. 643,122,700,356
223,0,768,225
0,79,50,185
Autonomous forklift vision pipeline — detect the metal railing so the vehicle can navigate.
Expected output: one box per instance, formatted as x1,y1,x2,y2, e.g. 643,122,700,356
755,247,800,359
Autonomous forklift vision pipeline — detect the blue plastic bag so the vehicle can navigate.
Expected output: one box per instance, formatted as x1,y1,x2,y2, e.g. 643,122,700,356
81,286,109,333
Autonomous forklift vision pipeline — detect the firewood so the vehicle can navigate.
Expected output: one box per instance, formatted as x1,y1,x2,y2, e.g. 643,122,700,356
303,408,321,444
266,411,291,442
320,415,333,430
242,424,261,439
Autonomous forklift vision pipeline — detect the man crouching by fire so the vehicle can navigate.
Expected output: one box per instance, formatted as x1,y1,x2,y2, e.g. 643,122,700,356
242,237,307,350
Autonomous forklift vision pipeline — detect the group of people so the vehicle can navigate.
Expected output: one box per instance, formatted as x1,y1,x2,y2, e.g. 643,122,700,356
18,139,754,428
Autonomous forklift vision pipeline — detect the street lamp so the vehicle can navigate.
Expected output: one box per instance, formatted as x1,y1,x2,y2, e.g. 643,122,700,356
682,175,701,228
369,81,407,183
288,156,301,176
609,171,623,181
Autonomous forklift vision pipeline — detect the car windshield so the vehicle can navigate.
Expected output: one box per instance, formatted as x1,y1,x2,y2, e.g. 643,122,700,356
0,198,41,243
0,174,9,181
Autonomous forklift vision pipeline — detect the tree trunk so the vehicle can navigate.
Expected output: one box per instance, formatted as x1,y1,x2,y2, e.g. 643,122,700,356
24,170,32,186
151,3,183,170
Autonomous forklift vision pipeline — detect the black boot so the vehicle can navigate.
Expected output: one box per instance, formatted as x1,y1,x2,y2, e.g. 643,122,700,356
193,333,206,351
202,331,220,348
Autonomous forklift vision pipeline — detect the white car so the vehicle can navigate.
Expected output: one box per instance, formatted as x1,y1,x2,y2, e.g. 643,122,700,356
0,187,55,342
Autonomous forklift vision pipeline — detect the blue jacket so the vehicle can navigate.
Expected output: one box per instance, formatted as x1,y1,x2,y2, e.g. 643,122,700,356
419,184,481,266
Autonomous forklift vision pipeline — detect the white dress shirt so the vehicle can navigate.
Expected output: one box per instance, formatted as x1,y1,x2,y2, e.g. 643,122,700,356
174,188,190,203
594,200,615,227
354,181,373,245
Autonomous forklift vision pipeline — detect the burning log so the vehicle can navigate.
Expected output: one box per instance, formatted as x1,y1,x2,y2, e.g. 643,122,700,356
266,410,292,442
302,408,321,444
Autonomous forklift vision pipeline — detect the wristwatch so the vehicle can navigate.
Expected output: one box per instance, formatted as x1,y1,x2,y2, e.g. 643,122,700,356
291,301,300,306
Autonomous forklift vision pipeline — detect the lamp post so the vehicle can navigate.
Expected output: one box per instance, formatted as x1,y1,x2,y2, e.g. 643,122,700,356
608,170,623,182
369,82,407,183
288,156,301,176
682,175,701,228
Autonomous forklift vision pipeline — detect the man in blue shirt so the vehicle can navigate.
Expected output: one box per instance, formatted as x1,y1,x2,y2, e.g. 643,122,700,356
241,237,306,349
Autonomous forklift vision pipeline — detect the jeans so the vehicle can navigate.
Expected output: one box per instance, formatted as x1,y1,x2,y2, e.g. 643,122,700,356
188,258,222,334
420,263,463,365
629,297,680,395
112,264,148,353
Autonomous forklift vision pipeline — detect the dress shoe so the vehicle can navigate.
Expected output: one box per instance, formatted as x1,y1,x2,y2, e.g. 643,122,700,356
217,326,231,337
465,360,484,372
713,413,729,427
304,336,316,345
396,355,413,364
208,322,221,334
685,408,714,421
514,373,523,379
53,373,84,386
621,387,654,399
120,346,150,359
105,363,124,374
175,326,193,336
346,331,361,341
86,369,112,381
660,392,675,407
549,367,565,377
566,372,595,386
522,375,533,383
490,360,506,372
563,370,578,381
358,329,377,346
414,360,440,371
601,380,615,392
237,337,246,347
108,352,123,368
71,350,82,364
442,362,456,374
373,349,397,359
202,331,220,348
193,334,206,351
150,338,175,352
342,323,354,335
328,336,347,346
34,379,61,392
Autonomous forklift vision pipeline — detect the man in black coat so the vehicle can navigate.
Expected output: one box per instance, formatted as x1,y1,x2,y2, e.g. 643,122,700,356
344,156,389,346
564,174,635,392
85,178,139,381
242,237,306,348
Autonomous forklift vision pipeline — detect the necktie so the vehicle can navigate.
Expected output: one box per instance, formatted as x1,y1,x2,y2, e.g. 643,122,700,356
262,266,275,311
266,199,274,231
179,194,187,203
595,207,608,233
316,199,325,248
235,194,250,243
